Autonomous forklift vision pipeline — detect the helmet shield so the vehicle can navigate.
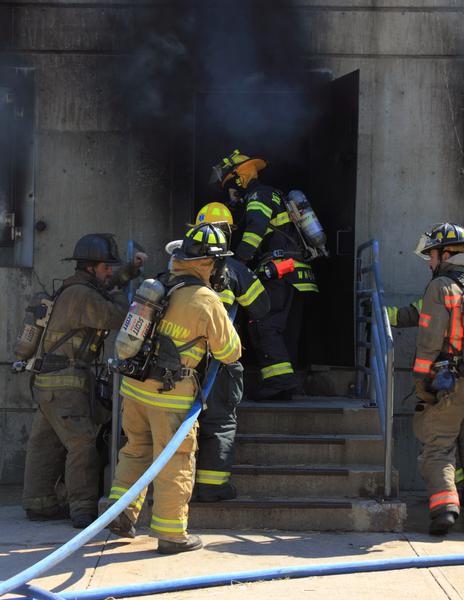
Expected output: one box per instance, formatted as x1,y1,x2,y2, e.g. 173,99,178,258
414,233,433,260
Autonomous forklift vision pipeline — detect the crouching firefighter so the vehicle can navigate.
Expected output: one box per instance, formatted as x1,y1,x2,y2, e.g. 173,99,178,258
107,222,241,554
17,234,146,528
168,203,270,502
210,150,327,401
412,223,464,535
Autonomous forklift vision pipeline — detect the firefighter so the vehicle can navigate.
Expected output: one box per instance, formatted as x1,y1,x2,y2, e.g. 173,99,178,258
172,203,270,501
22,234,146,529
108,223,242,554
210,150,319,401
412,222,464,535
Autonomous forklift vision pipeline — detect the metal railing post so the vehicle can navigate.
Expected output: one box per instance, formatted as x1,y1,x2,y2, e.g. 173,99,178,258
355,240,395,500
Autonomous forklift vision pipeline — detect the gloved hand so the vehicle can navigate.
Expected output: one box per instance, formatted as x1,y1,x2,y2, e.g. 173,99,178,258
414,377,436,404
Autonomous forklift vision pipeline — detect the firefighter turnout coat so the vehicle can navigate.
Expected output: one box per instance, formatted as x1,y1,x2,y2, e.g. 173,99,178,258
412,257,464,517
110,258,241,541
23,267,134,519
235,179,318,396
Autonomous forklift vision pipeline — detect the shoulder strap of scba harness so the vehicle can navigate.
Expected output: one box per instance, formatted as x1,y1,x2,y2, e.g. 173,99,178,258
34,281,108,373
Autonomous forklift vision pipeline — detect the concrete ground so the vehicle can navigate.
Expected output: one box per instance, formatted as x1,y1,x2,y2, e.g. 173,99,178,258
2,487,464,600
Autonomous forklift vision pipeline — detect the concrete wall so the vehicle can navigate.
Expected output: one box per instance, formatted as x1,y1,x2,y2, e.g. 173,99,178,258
300,0,463,489
1,1,463,490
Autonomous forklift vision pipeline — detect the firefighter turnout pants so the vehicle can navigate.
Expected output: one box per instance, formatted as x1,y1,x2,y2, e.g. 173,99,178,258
413,378,464,517
22,388,100,518
249,279,298,397
109,396,198,542
196,362,244,495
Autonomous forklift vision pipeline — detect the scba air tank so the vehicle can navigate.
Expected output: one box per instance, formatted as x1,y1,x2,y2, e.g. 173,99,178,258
115,278,166,360
14,292,52,360
287,190,328,256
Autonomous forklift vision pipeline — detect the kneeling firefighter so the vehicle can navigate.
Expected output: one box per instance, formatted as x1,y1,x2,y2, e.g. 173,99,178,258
108,222,242,554
210,150,326,401
412,223,464,535
18,234,146,528
167,203,271,502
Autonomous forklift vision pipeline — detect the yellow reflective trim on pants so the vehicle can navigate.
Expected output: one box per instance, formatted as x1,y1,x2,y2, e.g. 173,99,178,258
196,469,231,485
218,289,235,305
242,231,263,249
269,211,290,227
236,278,265,307
213,329,240,361
150,515,187,533
34,374,87,390
247,201,273,219
121,378,194,410
292,283,319,292
108,486,143,511
261,362,294,380
456,468,464,485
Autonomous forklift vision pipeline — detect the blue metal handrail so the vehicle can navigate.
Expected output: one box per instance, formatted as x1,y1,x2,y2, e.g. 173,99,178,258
355,239,394,499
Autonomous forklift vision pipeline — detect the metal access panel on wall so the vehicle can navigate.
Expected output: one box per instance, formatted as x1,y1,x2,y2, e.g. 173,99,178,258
0,67,35,268
193,69,359,367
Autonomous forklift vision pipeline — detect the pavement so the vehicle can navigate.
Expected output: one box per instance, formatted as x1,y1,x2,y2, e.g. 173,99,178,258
2,487,464,600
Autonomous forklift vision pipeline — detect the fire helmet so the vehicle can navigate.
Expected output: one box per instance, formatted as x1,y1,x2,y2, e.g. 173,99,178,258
414,223,464,260
196,202,233,225
172,223,233,261
64,233,121,264
209,149,267,188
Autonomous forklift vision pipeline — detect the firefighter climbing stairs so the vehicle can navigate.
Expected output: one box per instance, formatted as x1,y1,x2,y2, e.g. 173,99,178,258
189,395,406,532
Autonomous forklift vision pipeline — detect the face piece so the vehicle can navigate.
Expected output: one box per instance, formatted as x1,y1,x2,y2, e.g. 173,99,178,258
209,257,229,292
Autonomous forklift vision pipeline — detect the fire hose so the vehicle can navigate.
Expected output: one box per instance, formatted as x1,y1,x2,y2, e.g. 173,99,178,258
0,305,238,598
3,294,464,598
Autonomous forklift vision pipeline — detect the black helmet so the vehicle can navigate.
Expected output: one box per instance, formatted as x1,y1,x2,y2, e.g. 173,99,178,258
172,223,233,261
64,233,121,264
414,223,464,260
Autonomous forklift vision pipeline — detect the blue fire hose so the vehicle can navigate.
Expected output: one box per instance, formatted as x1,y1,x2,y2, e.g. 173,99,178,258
0,304,237,598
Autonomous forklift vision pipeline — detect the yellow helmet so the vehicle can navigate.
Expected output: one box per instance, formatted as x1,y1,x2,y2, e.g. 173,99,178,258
195,202,234,225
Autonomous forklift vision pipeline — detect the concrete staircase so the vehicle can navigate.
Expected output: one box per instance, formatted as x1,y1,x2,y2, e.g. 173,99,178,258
189,396,406,532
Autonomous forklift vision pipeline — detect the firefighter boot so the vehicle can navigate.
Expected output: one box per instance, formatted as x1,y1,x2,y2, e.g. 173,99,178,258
107,512,136,539
157,535,203,555
195,483,237,502
429,510,458,536
72,513,96,529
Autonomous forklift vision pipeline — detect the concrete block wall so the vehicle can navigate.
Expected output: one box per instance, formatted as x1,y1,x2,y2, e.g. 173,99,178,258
1,1,463,490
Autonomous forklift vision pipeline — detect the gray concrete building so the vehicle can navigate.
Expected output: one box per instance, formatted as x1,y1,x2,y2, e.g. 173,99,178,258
0,0,463,493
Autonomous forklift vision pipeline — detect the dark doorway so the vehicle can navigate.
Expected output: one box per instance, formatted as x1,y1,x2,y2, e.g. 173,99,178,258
193,70,359,367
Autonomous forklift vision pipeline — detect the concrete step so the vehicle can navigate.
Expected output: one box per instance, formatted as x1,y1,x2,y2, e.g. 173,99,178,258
237,399,380,435
235,433,384,465
230,464,399,499
188,497,406,532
